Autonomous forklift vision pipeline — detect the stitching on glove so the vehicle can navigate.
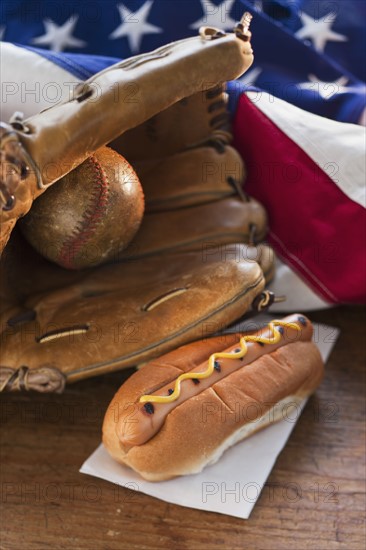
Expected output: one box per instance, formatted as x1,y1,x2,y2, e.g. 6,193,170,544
142,288,188,312
37,324,90,344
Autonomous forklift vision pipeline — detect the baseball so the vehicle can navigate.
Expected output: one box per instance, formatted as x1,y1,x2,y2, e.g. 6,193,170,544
20,146,144,270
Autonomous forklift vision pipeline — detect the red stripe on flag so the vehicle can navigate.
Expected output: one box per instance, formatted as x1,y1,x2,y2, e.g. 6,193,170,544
233,94,366,304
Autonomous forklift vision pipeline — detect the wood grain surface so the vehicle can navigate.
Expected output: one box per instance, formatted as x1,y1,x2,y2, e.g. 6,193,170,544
0,306,365,550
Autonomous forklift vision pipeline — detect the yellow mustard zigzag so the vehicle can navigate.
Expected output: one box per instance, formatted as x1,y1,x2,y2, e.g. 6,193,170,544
139,320,301,405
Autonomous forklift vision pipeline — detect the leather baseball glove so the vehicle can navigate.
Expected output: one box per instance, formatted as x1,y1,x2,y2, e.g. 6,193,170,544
0,13,277,393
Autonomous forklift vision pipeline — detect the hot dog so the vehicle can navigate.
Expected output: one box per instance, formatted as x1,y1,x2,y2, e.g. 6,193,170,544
103,314,324,481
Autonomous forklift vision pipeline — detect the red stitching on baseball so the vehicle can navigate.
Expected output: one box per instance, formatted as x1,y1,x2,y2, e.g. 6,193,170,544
58,155,109,269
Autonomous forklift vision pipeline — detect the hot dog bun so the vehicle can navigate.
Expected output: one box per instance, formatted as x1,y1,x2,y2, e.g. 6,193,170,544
103,315,324,481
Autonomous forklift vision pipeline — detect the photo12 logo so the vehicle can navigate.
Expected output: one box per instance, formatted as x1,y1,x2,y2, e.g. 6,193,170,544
202,480,339,504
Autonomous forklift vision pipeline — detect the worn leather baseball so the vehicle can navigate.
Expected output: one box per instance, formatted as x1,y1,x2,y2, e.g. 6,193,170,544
20,146,144,269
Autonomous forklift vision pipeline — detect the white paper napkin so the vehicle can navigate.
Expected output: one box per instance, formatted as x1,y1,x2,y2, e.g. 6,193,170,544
80,320,339,519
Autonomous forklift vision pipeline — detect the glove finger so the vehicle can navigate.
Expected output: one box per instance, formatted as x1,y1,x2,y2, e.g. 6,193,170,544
135,145,246,212
111,86,231,162
117,197,267,261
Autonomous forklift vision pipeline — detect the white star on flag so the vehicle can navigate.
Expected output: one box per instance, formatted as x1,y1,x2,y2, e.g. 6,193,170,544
190,0,237,30
253,1,263,13
298,74,357,100
109,1,163,54
295,12,347,52
31,16,86,52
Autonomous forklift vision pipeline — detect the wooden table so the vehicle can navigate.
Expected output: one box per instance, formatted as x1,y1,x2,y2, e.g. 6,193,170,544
1,306,365,550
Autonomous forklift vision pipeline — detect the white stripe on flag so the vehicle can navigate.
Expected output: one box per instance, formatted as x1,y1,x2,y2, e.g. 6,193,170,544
267,257,331,312
1,43,81,121
246,91,366,208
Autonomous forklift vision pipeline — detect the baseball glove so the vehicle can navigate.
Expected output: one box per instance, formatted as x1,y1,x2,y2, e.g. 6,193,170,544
0,13,278,393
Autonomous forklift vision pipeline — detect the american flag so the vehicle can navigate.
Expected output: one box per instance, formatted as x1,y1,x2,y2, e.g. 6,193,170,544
1,0,365,308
